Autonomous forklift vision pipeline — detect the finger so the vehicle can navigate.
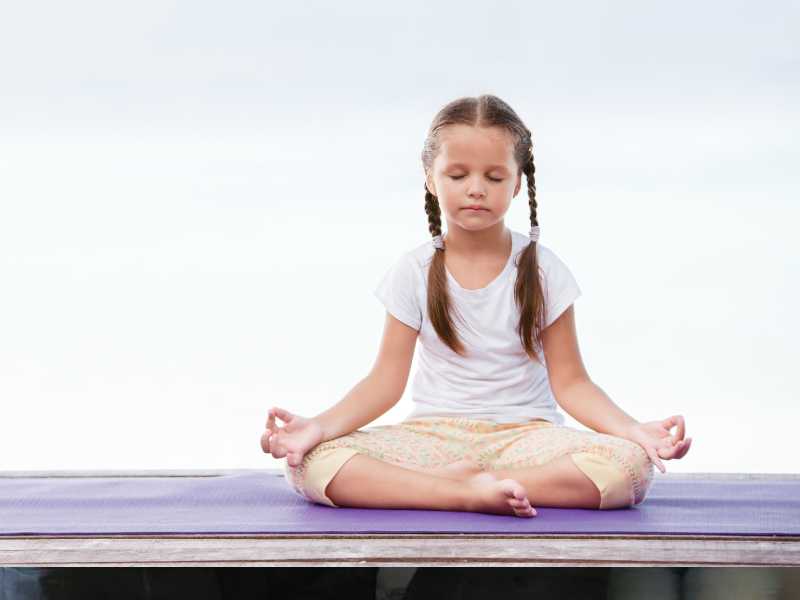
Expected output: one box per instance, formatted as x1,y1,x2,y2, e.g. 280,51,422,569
266,411,277,433
665,437,692,459
266,430,277,452
647,448,666,473
270,437,285,459
673,441,686,459
261,430,279,455
673,415,685,444
659,415,674,436
658,435,676,449
662,415,685,444
657,443,678,459
287,451,304,468
260,430,270,453
657,434,677,450
272,407,294,424
675,437,692,458
648,423,671,439
661,415,686,442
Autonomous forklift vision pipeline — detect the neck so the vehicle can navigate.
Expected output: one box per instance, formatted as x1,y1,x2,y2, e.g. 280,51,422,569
442,222,510,259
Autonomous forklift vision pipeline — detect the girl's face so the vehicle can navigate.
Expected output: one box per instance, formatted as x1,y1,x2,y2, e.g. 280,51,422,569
425,124,522,234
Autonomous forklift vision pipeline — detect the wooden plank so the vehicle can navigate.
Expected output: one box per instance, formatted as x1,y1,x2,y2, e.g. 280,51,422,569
2,470,797,566
1,534,798,567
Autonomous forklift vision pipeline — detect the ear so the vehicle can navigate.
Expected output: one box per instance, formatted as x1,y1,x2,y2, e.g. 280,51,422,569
425,171,437,197
513,172,522,197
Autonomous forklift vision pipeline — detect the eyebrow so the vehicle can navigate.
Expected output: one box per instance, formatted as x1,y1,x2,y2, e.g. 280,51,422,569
446,162,510,172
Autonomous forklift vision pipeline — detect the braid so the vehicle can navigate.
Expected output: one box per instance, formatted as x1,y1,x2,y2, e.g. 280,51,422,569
418,94,545,361
523,143,538,235
424,183,444,248
515,138,546,362
422,179,466,355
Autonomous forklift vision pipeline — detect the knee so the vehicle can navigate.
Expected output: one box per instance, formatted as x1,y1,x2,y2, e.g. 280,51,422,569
625,440,655,505
571,452,632,509
571,440,654,510
616,438,655,506
282,440,327,485
283,443,361,508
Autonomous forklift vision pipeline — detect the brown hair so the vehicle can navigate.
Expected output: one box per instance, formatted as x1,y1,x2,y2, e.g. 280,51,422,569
421,94,545,363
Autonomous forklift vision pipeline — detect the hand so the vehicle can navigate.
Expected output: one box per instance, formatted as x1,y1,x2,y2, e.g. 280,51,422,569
260,407,325,468
622,415,692,474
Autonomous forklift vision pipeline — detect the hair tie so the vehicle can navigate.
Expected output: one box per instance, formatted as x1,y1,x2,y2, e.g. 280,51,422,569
432,234,444,250
529,226,540,243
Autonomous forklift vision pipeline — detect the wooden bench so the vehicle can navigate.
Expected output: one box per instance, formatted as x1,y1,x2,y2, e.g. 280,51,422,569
1,470,797,567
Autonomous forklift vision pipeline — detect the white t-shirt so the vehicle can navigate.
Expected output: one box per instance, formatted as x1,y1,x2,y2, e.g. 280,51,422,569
373,228,582,425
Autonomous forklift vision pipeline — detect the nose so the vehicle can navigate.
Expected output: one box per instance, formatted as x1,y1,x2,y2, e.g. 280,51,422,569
467,179,487,198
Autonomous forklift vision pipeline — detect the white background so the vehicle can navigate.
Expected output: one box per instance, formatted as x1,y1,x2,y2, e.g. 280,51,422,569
1,1,797,473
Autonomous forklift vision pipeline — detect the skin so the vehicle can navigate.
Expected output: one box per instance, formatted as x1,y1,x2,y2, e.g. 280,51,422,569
262,124,692,517
424,123,522,263
423,123,692,473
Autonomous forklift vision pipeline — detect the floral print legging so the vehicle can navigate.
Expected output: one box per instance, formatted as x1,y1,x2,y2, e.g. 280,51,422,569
283,416,655,510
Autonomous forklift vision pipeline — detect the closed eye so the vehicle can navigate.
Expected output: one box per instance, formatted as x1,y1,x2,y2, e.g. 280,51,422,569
450,175,504,182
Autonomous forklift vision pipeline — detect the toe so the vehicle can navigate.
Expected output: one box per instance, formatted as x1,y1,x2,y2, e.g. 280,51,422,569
515,505,536,517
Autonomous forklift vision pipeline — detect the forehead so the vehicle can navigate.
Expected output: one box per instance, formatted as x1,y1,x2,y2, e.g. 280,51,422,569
436,124,516,169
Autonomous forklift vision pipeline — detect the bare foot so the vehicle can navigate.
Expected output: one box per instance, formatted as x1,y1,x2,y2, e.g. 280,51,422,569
389,458,484,481
462,471,537,518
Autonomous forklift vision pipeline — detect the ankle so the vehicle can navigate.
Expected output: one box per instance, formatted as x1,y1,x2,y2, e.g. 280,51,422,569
432,476,471,512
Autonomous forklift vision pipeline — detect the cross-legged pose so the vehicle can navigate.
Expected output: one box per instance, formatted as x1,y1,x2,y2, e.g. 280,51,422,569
261,94,692,518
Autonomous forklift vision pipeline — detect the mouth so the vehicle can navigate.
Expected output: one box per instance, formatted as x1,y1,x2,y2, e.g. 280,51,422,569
463,206,489,211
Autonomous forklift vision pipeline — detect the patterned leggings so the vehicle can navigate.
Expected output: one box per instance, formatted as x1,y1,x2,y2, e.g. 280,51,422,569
283,416,655,510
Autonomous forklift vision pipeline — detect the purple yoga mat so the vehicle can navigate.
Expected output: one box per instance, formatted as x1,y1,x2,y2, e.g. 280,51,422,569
0,470,797,536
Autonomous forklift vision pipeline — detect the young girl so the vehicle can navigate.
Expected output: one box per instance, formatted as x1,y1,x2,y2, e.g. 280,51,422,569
260,94,692,518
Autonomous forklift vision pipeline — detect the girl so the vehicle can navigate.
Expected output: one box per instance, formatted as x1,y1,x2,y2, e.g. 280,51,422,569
260,94,692,518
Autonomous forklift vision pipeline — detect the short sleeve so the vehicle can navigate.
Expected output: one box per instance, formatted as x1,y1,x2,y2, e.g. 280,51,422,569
541,247,582,328
373,254,423,331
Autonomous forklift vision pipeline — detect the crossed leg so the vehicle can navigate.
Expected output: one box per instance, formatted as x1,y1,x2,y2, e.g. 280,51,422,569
325,452,538,517
389,454,601,509
286,420,651,514
382,427,650,510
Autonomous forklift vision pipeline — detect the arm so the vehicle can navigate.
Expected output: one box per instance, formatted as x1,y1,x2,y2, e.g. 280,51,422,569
542,305,693,472
542,305,639,438
312,312,418,442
